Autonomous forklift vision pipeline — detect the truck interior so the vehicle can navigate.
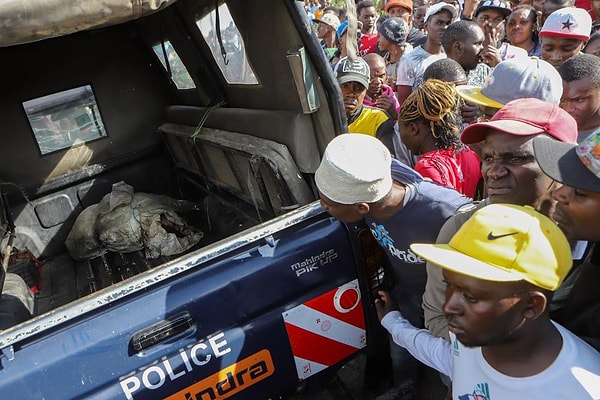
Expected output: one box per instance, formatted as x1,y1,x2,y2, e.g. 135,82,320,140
0,0,349,329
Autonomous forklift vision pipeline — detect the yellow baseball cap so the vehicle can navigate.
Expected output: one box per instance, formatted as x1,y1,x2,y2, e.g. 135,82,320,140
411,204,572,291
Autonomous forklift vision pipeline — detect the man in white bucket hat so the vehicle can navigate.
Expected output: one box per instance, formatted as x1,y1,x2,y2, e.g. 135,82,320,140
315,133,471,395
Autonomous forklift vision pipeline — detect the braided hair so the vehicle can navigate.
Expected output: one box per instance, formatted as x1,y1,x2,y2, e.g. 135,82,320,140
398,79,462,150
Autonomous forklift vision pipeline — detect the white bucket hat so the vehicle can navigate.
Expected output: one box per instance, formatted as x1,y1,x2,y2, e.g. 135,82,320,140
315,134,393,204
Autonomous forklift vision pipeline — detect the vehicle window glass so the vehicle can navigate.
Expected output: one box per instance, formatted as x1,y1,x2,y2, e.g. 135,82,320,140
152,41,196,89
23,85,107,155
196,3,259,84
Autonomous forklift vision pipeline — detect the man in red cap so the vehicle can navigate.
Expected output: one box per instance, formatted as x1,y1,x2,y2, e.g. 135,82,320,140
423,98,579,341
385,0,427,45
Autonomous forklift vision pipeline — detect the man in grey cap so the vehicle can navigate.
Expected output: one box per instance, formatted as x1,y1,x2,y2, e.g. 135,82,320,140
377,17,413,93
316,133,471,397
533,130,600,351
314,13,341,60
334,56,414,165
456,56,563,123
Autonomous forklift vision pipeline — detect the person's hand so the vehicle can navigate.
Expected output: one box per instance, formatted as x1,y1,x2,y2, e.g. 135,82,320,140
374,290,398,322
375,95,398,121
482,21,499,48
462,0,480,19
480,44,502,67
534,180,561,219
461,102,481,124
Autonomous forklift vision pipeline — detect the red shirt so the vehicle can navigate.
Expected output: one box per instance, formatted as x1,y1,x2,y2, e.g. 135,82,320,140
415,146,482,199
359,34,378,56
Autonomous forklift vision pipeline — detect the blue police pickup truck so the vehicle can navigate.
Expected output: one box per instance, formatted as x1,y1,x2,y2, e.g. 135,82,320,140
0,0,391,399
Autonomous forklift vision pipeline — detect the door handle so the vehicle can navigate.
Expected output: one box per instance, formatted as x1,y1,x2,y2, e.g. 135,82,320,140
130,312,195,352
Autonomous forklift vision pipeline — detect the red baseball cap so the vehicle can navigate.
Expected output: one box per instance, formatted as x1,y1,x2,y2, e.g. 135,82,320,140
385,0,413,13
460,98,578,145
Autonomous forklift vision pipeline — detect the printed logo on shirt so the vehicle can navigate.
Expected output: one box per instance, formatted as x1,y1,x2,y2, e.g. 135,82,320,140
370,223,424,264
458,382,490,400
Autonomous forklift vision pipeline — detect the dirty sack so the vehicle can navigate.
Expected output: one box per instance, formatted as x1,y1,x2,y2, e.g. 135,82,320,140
65,182,203,261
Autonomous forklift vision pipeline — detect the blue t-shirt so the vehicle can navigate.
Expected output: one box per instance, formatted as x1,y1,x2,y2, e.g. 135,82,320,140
366,159,472,326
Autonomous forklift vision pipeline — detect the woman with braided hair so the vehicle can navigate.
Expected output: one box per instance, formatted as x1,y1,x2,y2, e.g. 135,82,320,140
397,79,482,198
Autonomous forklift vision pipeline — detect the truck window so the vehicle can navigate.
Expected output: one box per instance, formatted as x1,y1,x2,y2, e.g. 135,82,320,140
22,85,107,155
152,40,196,90
196,3,258,85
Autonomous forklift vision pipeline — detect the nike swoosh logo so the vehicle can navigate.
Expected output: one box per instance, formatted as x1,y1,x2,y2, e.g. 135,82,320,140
487,232,519,240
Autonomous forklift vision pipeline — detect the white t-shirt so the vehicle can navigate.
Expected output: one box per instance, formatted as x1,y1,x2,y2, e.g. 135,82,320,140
395,45,445,91
381,311,600,399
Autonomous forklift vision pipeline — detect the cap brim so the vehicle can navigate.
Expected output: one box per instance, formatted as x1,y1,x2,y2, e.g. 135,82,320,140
461,120,545,144
337,75,368,89
425,4,458,22
538,31,589,42
314,19,337,29
533,137,600,193
411,243,525,283
456,85,505,109
475,6,512,18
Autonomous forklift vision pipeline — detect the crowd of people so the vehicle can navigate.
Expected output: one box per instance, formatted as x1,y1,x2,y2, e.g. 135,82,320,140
307,0,600,399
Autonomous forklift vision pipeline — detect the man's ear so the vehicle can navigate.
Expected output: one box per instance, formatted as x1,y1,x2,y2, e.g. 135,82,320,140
523,291,548,320
453,40,463,55
356,202,370,216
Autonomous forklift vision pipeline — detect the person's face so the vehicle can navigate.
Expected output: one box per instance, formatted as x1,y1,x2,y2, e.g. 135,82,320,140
340,81,367,116
442,270,530,348
425,10,453,44
593,0,600,21
475,9,506,34
319,194,365,223
414,5,428,29
359,6,378,32
507,8,537,46
560,77,600,129
552,184,600,241
480,131,554,205
367,60,387,96
460,28,485,71
397,120,420,153
377,35,393,52
317,22,332,39
541,37,585,68
388,5,412,24
584,39,600,57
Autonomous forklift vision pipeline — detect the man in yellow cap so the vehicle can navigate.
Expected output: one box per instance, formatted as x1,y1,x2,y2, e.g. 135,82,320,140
375,204,600,399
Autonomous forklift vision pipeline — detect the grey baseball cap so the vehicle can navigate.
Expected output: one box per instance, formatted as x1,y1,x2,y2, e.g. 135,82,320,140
456,57,562,109
334,56,370,89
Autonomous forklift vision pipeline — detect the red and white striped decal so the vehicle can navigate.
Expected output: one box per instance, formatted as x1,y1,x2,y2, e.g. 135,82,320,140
282,279,367,380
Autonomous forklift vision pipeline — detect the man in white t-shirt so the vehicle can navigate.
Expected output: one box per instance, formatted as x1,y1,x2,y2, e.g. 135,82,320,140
375,203,600,400
396,2,457,106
